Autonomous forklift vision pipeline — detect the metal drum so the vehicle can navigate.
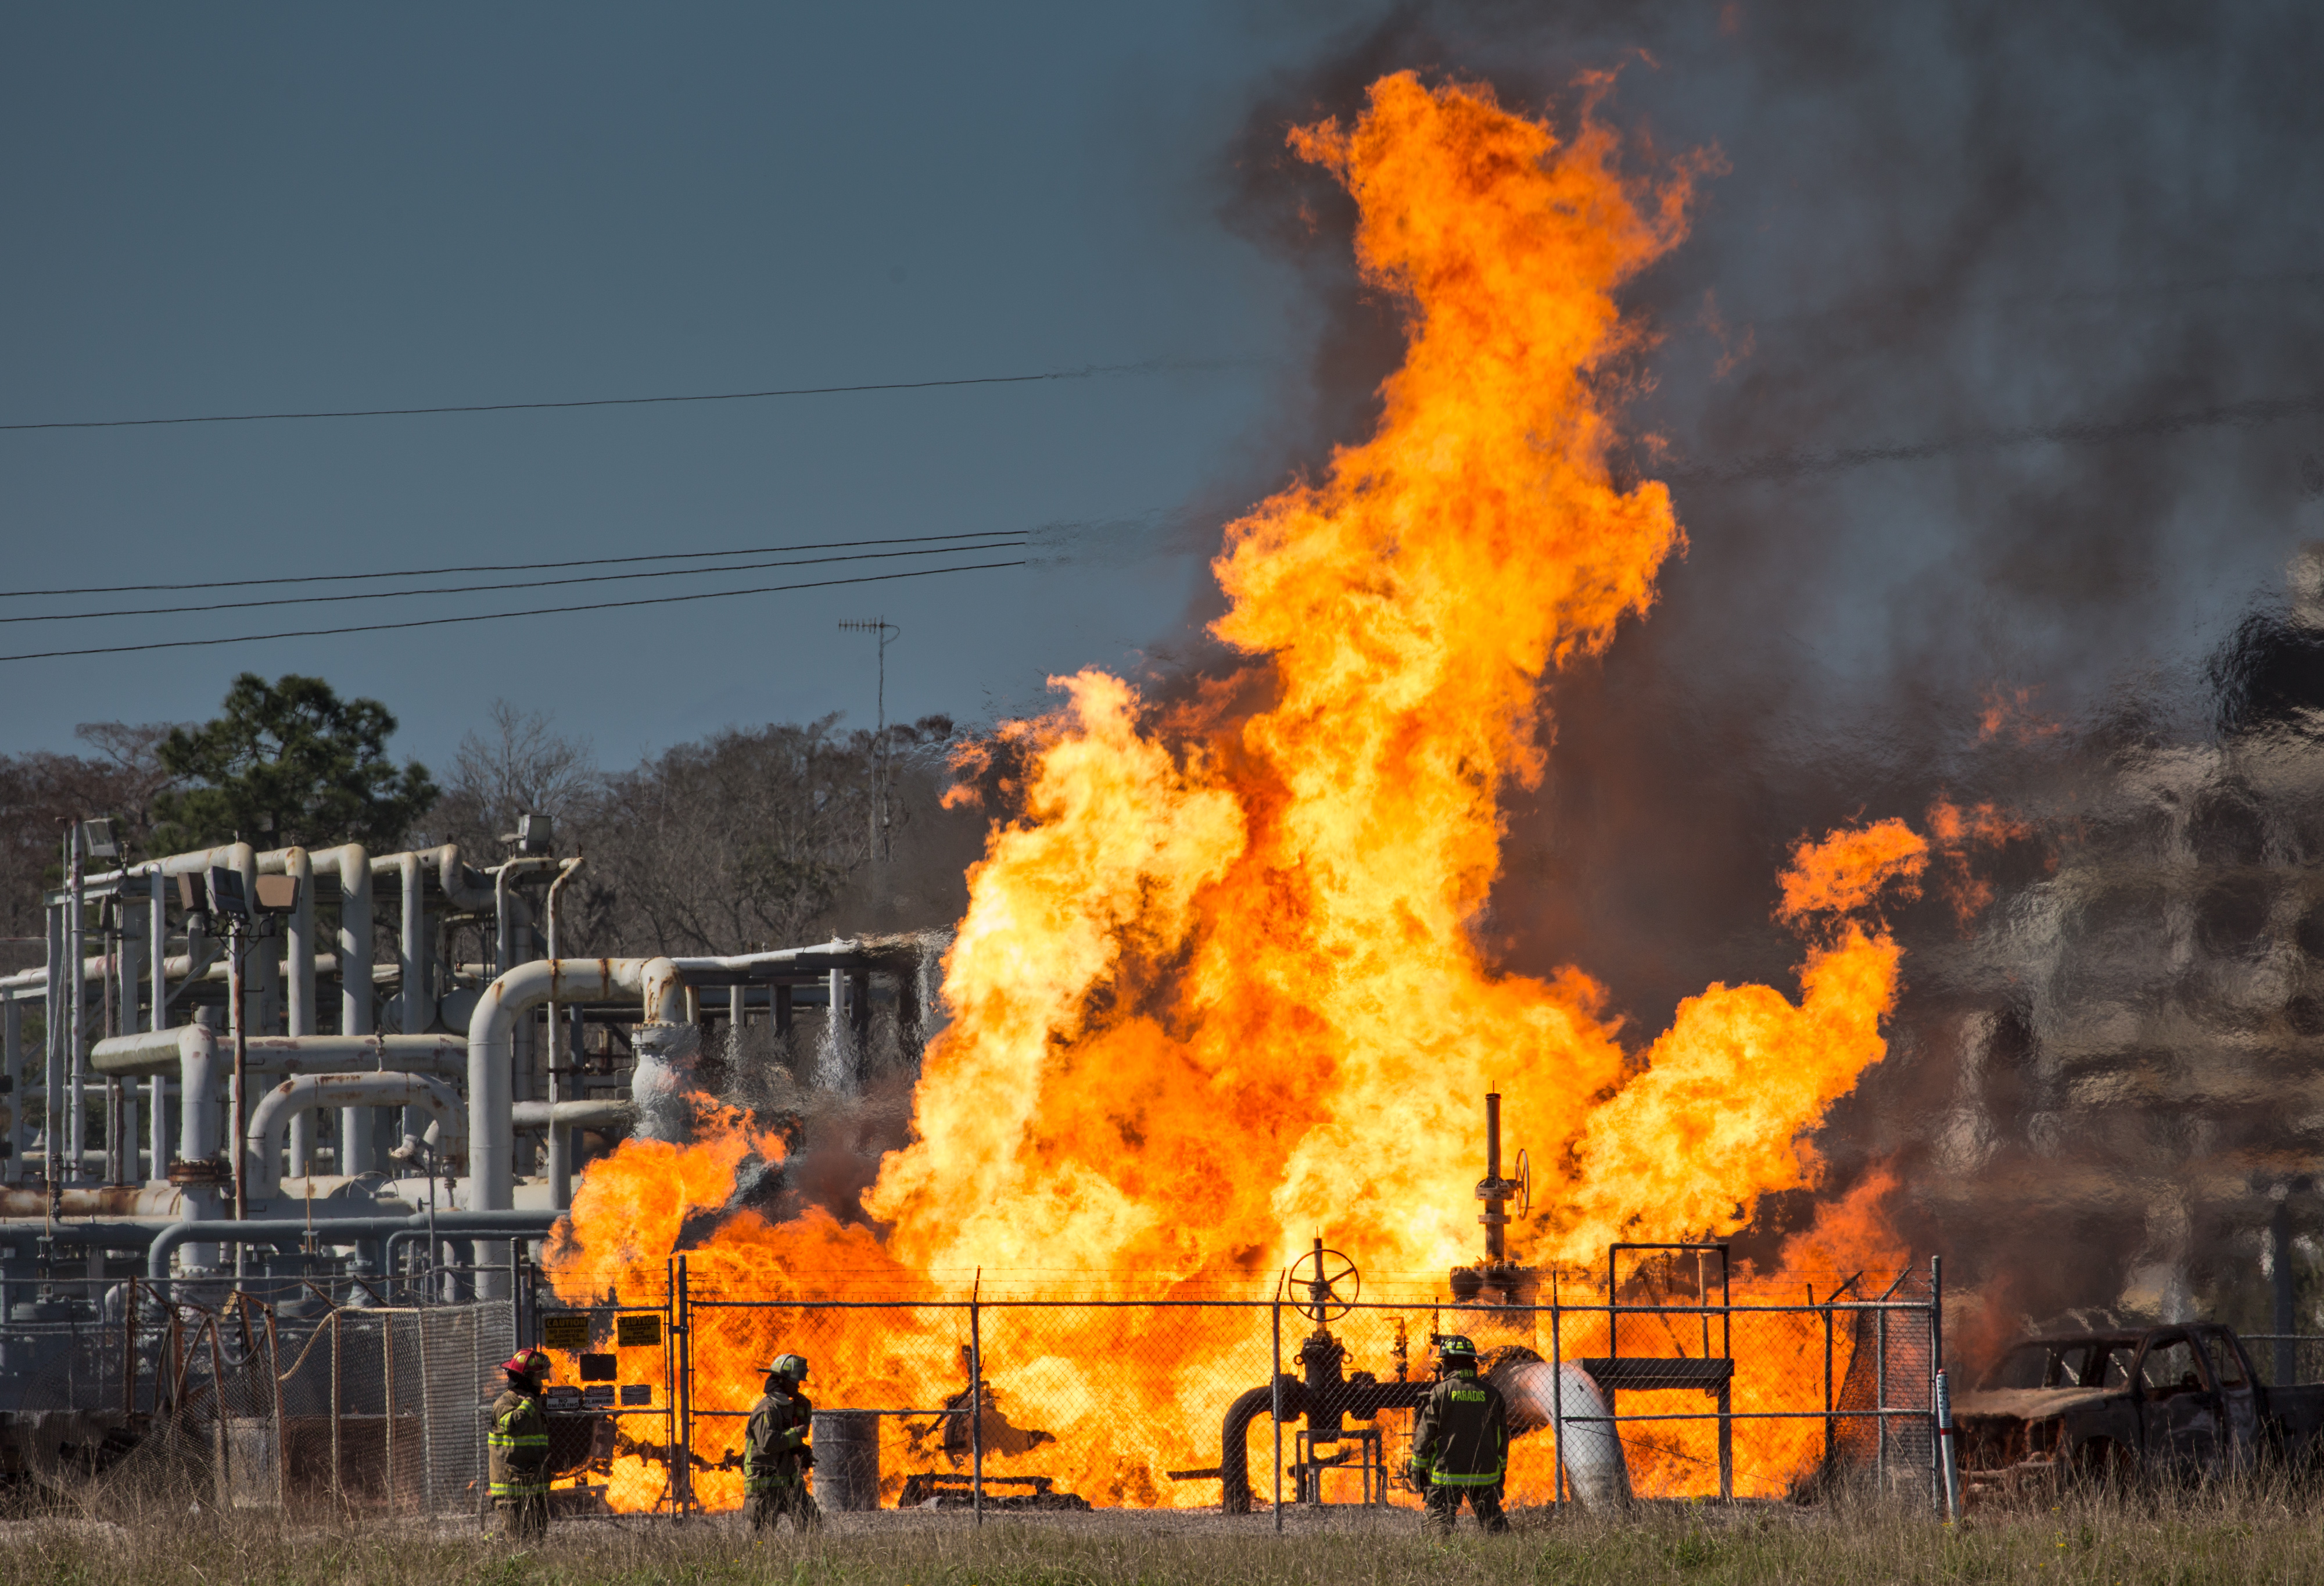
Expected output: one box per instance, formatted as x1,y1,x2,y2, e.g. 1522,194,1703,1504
810,1409,881,1510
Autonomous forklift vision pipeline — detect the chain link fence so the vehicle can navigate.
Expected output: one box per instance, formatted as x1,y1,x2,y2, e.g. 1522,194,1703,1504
532,1262,682,1516
2239,1334,2324,1388
634,1259,1944,1520
0,1254,1944,1520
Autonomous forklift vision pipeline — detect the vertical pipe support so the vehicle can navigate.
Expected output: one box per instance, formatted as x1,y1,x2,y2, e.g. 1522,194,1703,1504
397,854,426,1038
335,846,375,1176
285,850,317,1179
66,840,86,1182
45,900,65,1188
2,999,21,1179
284,848,315,1039
147,872,167,1184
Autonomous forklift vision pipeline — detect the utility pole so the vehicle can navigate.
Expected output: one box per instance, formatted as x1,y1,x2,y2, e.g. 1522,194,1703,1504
838,618,901,863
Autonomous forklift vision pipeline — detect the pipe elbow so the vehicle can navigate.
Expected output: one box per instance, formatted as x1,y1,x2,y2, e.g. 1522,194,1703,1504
635,957,683,1025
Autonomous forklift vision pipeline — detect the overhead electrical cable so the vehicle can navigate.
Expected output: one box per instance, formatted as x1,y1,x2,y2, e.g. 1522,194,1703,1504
0,560,1025,664
0,527,1053,600
1668,389,2324,486
0,538,1027,625
0,358,1233,433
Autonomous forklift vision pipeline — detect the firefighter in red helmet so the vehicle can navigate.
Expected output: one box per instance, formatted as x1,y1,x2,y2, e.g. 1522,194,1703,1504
490,1349,554,1538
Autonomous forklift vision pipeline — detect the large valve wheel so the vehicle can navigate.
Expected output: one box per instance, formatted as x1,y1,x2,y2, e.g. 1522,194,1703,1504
1289,1243,1361,1323
1513,1149,1533,1219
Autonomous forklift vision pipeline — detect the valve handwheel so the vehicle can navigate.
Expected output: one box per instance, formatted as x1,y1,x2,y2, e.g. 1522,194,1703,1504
1289,1240,1361,1322
1514,1148,1532,1219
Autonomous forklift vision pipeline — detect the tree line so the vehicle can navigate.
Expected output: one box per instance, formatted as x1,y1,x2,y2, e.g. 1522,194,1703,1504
0,673,984,971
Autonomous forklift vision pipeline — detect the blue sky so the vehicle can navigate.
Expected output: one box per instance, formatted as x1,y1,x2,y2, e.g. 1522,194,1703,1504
0,3,1403,770
5,2,2320,788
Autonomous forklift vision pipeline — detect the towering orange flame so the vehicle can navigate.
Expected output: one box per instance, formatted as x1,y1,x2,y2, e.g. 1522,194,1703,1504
550,71,1920,1509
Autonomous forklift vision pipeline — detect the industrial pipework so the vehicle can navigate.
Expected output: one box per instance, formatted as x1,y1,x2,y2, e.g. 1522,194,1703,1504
0,817,942,1309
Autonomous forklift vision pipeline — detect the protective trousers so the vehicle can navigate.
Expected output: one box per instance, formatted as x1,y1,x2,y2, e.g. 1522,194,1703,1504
748,1470,823,1532
497,1491,550,1540
1422,1480,1509,1534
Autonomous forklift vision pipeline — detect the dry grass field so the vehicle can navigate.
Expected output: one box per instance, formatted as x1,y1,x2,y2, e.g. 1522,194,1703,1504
2,1481,2319,1586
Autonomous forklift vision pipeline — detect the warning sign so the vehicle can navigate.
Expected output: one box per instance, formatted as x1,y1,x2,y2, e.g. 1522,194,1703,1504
615,1313,662,1348
540,1313,590,1350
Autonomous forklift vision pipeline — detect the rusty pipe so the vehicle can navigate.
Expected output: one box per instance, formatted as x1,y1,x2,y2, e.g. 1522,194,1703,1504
466,957,677,1299
465,957,680,1208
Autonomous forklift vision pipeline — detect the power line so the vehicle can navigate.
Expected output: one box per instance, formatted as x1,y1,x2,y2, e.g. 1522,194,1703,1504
0,538,1027,625
0,560,1024,664
0,528,1041,600
1669,390,2324,486
0,358,1233,433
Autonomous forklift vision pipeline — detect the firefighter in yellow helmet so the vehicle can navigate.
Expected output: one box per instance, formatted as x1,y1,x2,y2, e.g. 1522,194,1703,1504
1407,1335,1511,1534
743,1354,822,1531
489,1349,554,1538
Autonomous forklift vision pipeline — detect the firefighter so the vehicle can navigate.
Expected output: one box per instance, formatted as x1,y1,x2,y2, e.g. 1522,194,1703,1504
744,1352,822,1532
489,1349,554,1539
1407,1334,1511,1535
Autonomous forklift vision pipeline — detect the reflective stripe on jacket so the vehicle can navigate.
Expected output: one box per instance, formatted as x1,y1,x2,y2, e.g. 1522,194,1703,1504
488,1389,551,1499
744,1387,814,1494
1411,1369,1508,1486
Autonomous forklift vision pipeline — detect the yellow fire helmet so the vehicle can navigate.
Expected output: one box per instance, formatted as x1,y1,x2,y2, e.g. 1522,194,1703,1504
768,1353,809,1383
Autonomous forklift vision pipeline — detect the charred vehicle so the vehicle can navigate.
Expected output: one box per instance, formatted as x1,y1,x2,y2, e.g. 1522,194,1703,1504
1953,1324,2324,1493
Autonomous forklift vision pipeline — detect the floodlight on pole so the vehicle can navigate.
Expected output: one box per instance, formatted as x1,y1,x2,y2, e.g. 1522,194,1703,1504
838,618,901,863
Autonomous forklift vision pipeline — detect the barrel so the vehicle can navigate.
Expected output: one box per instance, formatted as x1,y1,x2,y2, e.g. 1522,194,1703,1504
810,1409,881,1510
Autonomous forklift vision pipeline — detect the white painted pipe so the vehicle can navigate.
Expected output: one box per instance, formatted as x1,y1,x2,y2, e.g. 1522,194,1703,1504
331,844,375,1175
466,956,679,1299
511,1098,633,1131
394,853,425,1036
90,1029,465,1079
1497,1359,1632,1511
465,957,683,1215
256,847,319,1040
65,842,84,1182
276,845,318,1175
543,858,585,1209
246,1071,464,1201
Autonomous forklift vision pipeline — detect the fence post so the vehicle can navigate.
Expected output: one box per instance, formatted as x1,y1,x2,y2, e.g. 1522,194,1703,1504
1875,1286,1889,1486
330,1310,343,1509
383,1310,396,1513
266,1304,287,1513
971,1269,983,1527
415,1306,439,1520
1821,1285,1834,1469
1551,1273,1565,1507
1930,1254,1944,1515
675,1252,693,1516
1271,1280,1283,1533
120,1277,135,1418
209,1316,229,1510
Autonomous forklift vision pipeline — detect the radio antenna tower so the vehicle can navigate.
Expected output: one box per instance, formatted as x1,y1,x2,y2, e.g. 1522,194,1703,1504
838,618,901,862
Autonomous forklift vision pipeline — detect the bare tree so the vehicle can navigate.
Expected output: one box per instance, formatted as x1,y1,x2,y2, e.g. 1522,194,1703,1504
419,701,601,855
0,721,181,966
569,714,960,955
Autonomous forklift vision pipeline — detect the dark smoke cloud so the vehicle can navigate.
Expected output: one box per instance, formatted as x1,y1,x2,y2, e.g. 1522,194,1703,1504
1211,1,2324,1340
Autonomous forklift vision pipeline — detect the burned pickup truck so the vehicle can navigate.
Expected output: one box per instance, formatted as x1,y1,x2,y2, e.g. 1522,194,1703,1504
1953,1323,2324,1493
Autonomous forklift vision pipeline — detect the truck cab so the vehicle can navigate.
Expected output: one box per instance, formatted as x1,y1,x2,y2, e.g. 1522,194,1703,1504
1956,1322,2291,1494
